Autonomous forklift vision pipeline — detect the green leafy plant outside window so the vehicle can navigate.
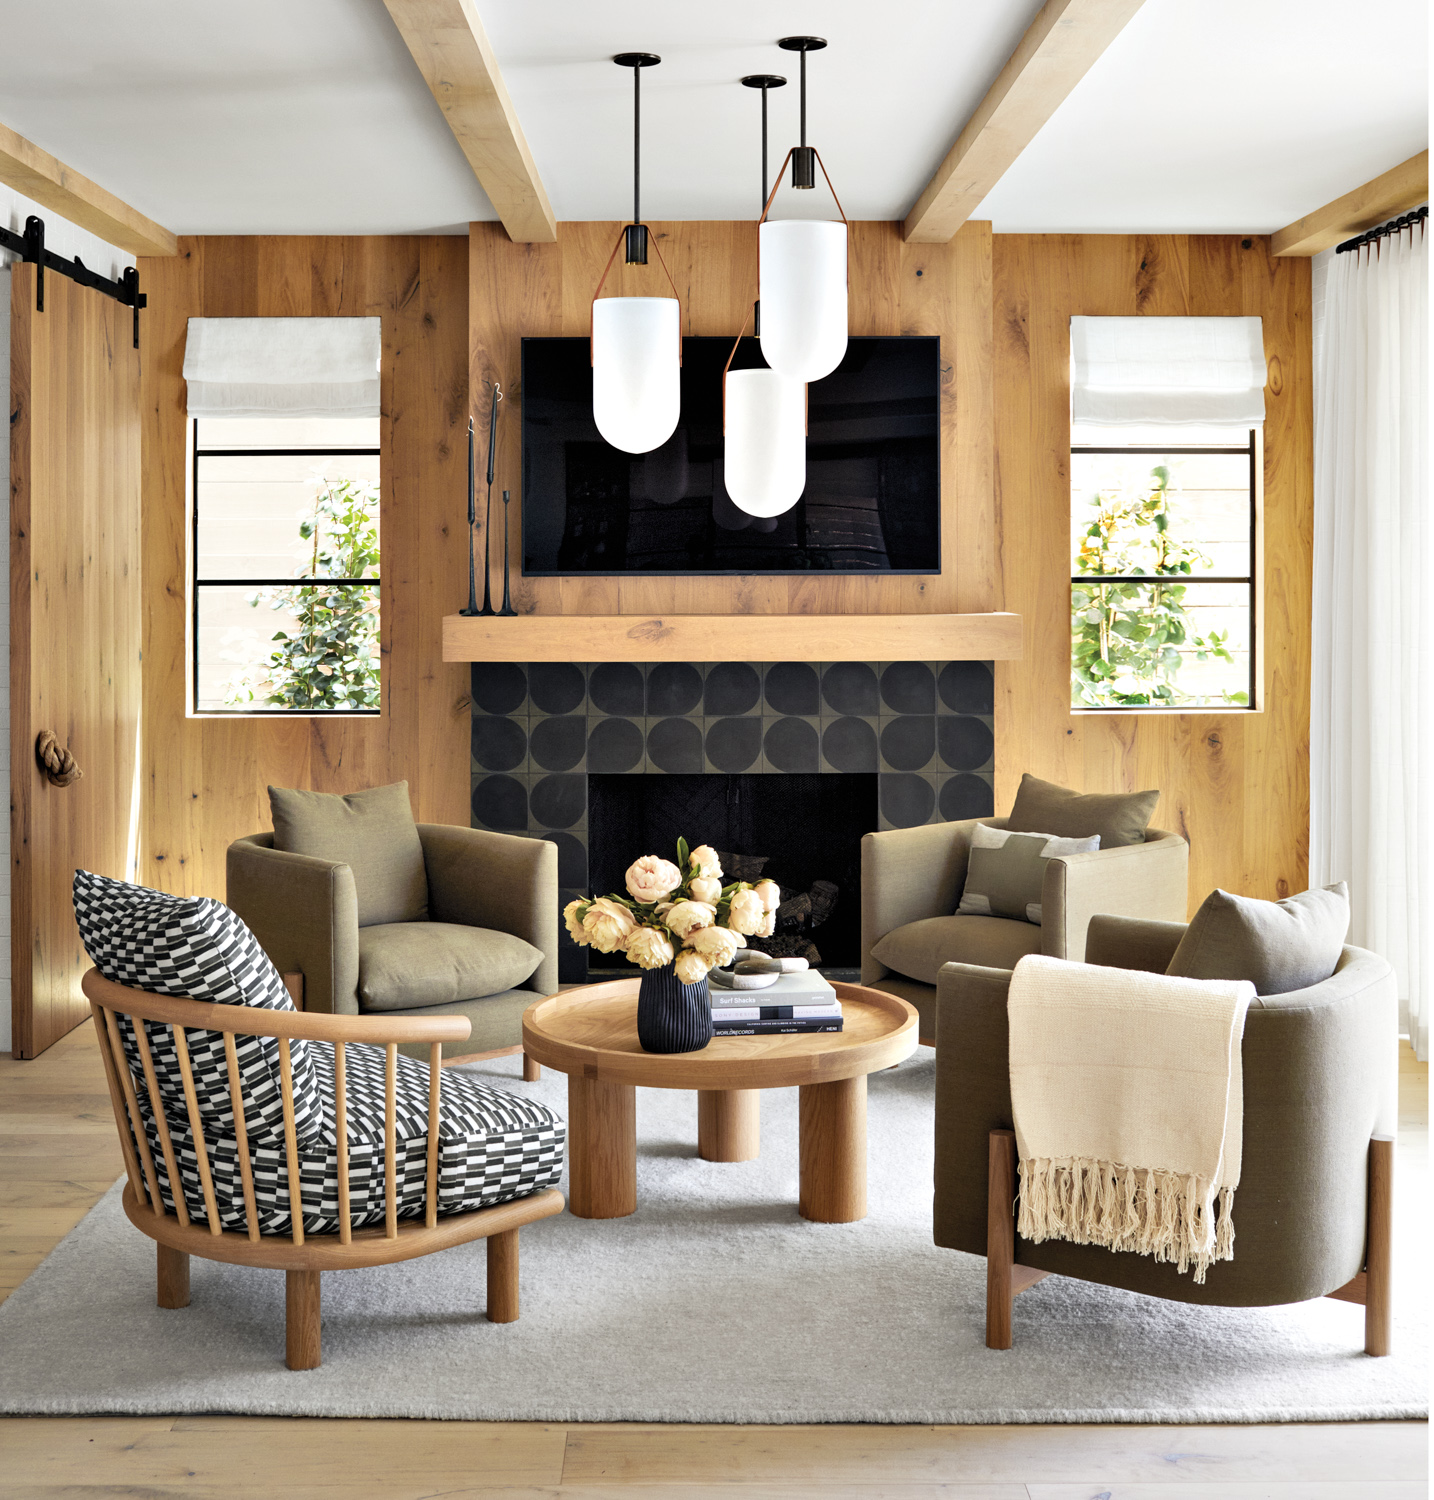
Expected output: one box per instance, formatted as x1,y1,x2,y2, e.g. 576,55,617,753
1071,464,1246,709
223,475,381,712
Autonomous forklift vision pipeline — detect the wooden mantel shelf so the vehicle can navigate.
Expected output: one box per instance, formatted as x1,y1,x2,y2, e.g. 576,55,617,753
443,612,1023,664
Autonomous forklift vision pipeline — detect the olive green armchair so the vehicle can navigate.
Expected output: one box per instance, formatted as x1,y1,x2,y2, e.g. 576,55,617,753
227,823,557,1065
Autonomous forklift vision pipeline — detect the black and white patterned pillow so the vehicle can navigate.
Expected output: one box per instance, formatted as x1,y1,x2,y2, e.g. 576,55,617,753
73,870,322,1145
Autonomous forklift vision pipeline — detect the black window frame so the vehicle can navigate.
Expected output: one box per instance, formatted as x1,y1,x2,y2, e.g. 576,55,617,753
191,417,383,717
1069,428,1258,713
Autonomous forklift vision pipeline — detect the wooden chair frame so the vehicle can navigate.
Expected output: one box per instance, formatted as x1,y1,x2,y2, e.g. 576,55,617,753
984,1128,1393,1355
82,969,563,1369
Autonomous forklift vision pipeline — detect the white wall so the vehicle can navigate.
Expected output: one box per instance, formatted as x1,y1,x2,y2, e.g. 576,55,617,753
0,188,134,1053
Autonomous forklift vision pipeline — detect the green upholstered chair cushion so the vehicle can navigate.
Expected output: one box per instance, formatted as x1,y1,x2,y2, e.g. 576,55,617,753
871,913,1043,987
1166,883,1350,996
1006,773,1159,849
357,922,543,1012
957,823,1100,924
269,781,428,928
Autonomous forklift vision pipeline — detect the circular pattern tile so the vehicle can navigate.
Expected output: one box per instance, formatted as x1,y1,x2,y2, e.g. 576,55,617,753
764,717,819,772
529,714,586,772
880,661,935,714
471,715,527,772
646,717,703,773
939,773,995,822
821,662,879,716
937,715,994,771
529,662,585,716
705,716,763,772
704,662,760,716
470,662,526,715
543,831,588,887
880,715,936,772
646,662,702,716
471,773,527,831
938,660,995,715
764,662,820,716
529,773,586,830
880,773,935,828
589,662,644,717
587,717,644,773
822,716,878,772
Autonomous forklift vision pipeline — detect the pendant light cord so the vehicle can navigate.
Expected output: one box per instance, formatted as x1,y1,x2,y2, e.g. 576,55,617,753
799,50,807,148
761,85,769,212
633,64,641,225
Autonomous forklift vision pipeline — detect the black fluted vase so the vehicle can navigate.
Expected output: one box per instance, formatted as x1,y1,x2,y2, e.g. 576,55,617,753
636,960,712,1054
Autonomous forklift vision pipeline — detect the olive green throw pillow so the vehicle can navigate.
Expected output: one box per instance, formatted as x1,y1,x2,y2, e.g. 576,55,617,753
269,781,428,928
957,823,1100,925
1007,773,1159,848
1166,883,1350,995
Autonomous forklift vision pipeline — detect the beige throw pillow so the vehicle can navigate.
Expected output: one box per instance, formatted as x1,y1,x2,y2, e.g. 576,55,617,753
269,781,428,928
1006,773,1159,848
957,823,1100,925
1166,883,1350,996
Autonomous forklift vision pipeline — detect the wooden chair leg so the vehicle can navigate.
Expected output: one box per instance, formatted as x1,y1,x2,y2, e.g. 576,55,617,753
1365,1135,1394,1356
156,1244,190,1309
487,1227,520,1323
986,1128,1016,1350
522,1053,541,1082
285,1269,321,1370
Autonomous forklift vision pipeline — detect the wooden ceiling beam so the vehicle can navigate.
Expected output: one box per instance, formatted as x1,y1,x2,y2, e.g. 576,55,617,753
1271,151,1428,257
903,0,1147,244
381,0,557,244
0,120,177,258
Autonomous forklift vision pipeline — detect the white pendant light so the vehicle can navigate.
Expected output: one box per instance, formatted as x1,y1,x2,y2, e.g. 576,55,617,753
758,37,848,384
590,52,681,455
724,367,806,517
723,73,807,520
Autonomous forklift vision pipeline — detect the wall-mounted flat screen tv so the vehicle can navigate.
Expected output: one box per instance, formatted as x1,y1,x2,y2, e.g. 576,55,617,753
520,335,940,576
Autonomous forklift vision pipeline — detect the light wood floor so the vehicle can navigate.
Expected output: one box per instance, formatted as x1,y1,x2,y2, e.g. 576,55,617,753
1,1020,1426,1499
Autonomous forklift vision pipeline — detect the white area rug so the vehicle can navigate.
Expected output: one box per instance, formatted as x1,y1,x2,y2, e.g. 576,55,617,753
0,1051,1425,1423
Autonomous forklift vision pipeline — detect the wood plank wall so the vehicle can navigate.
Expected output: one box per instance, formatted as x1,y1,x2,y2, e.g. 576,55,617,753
992,235,1312,907
138,237,470,899
468,220,997,617
134,226,1311,915
10,268,142,1056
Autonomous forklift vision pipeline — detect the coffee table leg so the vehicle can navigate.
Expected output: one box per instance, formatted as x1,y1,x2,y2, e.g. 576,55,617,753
798,1075,867,1223
697,1089,761,1162
567,1073,637,1219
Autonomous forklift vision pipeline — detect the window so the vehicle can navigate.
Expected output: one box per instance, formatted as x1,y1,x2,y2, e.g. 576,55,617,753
1070,430,1256,710
192,415,380,714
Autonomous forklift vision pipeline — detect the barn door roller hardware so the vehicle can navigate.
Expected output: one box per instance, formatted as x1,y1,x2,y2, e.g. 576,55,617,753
0,214,147,349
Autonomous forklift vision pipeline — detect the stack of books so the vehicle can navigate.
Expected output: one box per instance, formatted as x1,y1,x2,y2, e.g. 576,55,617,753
710,969,843,1036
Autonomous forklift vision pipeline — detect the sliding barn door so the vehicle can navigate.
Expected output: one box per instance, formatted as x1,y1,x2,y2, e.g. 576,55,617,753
9,265,142,1058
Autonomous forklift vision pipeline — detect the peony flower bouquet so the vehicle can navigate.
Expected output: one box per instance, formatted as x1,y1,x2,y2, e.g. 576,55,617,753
564,839,781,987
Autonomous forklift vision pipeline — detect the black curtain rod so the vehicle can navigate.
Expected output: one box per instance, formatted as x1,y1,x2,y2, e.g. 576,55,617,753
0,214,146,348
1336,204,1427,255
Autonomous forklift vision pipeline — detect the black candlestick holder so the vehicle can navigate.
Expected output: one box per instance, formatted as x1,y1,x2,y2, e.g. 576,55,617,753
498,489,517,616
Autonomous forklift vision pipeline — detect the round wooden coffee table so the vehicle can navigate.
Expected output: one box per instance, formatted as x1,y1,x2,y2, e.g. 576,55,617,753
522,979,917,1224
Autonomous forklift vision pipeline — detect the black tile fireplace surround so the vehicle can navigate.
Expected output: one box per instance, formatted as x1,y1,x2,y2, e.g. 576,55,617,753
469,659,995,982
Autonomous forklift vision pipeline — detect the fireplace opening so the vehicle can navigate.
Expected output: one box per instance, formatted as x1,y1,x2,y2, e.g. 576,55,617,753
585,772,879,976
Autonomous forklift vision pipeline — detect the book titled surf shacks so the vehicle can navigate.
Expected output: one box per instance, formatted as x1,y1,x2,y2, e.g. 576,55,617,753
710,970,843,1036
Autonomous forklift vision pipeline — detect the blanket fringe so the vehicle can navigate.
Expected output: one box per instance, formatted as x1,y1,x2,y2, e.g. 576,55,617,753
1016,1157,1236,1284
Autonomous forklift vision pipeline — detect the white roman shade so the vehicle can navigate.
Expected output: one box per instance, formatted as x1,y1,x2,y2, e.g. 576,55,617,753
1071,316,1267,427
183,317,381,417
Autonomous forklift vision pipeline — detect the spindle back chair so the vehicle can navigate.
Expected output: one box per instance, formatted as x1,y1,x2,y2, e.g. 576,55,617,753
82,968,564,1369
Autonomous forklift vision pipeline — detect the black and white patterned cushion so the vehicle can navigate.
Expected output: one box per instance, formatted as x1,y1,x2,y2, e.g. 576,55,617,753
74,869,322,1144
74,871,565,1234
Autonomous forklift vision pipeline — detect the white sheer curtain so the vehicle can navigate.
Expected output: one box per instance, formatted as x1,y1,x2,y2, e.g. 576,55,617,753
1311,215,1430,1060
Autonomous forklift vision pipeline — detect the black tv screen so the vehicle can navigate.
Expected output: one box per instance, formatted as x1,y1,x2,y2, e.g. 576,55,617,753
521,335,940,576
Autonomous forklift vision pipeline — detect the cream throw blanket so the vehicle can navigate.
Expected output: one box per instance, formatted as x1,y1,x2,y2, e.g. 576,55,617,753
1008,955,1254,1283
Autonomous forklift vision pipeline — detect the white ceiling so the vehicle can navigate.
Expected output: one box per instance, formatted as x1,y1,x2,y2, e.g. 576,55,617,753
0,0,1425,238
